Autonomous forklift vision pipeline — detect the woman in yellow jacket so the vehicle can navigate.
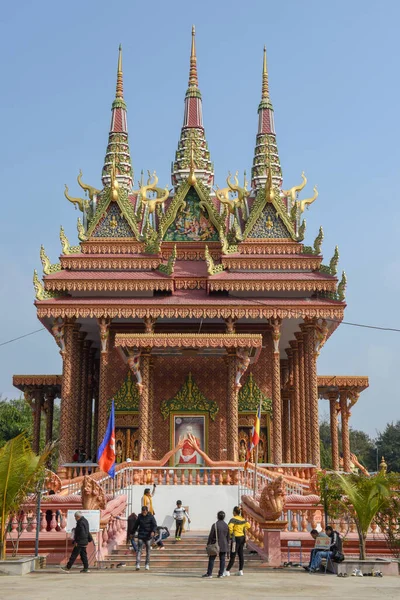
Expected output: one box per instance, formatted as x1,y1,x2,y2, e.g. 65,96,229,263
141,484,156,515
225,506,250,576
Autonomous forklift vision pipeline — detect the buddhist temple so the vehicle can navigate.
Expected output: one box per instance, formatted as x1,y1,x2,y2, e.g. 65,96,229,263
13,29,368,475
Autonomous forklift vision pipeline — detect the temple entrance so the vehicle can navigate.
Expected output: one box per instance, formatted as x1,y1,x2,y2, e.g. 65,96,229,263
115,427,139,462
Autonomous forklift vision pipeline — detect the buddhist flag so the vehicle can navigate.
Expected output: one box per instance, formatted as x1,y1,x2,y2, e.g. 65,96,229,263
252,403,261,447
97,400,116,478
244,402,262,469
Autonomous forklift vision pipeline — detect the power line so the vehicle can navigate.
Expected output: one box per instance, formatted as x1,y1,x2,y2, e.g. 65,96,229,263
228,293,400,333
0,328,46,348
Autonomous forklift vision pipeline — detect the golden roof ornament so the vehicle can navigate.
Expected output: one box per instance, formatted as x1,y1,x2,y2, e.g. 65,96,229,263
77,170,100,201
187,139,197,186
282,172,307,206
215,171,250,214
133,170,169,214
64,184,88,213
298,185,318,213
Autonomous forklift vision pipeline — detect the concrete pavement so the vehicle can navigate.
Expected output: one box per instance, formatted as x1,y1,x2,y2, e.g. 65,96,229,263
0,569,398,600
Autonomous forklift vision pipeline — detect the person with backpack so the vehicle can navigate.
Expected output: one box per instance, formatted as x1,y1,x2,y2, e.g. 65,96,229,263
224,506,250,576
202,511,229,579
310,525,343,571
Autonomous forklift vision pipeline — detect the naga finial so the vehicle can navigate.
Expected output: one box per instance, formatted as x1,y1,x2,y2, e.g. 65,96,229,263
313,226,324,255
215,170,249,215
329,246,339,276
297,219,306,242
77,217,87,241
77,170,100,201
282,171,307,206
60,226,70,255
298,185,318,213
337,271,347,301
64,184,87,212
40,245,52,275
33,269,45,300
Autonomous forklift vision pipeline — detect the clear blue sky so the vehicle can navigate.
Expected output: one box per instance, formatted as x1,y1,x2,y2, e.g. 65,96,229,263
0,0,399,438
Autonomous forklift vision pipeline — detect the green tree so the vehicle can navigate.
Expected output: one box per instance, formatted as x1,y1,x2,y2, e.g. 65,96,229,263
319,417,376,472
336,473,392,560
376,421,400,473
0,433,53,559
0,398,33,445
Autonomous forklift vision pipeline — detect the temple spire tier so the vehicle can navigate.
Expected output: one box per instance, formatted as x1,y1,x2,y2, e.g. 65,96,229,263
251,47,282,191
101,44,133,190
171,26,214,189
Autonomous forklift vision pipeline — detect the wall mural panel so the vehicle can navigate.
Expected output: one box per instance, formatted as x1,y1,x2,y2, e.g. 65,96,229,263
164,187,219,242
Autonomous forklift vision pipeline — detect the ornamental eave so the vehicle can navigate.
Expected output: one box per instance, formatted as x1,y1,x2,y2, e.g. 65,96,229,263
36,295,345,321
115,332,263,349
317,375,369,394
13,374,63,390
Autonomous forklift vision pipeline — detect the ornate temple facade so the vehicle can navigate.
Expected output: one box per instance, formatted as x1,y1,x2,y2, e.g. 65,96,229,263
14,30,368,472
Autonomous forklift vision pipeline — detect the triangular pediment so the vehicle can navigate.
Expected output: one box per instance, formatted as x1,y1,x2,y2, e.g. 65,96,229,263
163,186,219,242
238,373,272,413
91,201,136,238
247,203,291,239
109,371,140,412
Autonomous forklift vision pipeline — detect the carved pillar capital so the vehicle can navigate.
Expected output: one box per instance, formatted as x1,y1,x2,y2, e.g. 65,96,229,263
225,317,236,333
144,316,157,333
270,317,282,355
98,317,111,354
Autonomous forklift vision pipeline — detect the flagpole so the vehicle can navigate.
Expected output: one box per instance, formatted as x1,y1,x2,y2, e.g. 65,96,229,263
253,444,259,497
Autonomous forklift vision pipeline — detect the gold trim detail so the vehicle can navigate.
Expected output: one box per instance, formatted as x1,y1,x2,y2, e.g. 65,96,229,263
161,373,218,420
115,332,263,349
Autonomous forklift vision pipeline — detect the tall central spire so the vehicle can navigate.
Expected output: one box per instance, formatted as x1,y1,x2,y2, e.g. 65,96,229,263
171,26,214,189
251,47,282,191
101,45,133,189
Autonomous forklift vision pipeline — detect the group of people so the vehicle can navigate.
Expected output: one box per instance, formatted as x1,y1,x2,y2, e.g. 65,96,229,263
304,526,344,572
62,487,341,577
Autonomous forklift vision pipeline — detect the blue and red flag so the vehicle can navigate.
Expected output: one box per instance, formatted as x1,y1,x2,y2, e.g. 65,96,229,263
97,400,115,478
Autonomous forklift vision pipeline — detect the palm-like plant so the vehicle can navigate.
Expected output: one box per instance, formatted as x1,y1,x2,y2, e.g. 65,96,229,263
337,472,392,560
0,433,53,560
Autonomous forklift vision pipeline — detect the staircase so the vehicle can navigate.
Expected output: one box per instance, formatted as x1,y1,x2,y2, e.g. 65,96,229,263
102,533,264,574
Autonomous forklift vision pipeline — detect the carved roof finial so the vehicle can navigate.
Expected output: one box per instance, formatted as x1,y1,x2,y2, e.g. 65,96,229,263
188,25,198,88
262,45,270,99
116,43,124,99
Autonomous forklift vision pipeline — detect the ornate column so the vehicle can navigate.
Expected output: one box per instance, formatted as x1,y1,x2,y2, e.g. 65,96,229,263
44,390,55,445
79,338,90,447
92,358,100,456
227,353,239,462
286,348,295,463
290,340,301,463
85,347,95,457
328,392,340,471
98,318,111,446
303,320,320,467
282,394,290,463
32,389,43,454
296,333,307,463
59,320,77,463
126,427,131,460
138,353,150,460
340,390,351,472
271,319,282,465
148,358,154,458
300,326,312,464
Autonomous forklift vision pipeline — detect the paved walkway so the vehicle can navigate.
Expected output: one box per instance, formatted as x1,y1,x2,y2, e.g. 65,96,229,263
0,570,398,600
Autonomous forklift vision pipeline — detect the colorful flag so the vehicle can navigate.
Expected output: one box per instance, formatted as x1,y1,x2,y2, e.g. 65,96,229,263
244,402,262,469
97,400,115,478
251,403,261,447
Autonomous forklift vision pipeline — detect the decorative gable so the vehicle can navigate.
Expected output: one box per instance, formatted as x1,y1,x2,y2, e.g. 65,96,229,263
238,373,272,413
160,372,219,420
247,203,291,239
163,187,219,242
92,201,136,238
110,371,140,412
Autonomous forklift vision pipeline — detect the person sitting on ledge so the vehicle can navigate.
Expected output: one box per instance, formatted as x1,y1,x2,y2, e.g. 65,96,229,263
310,525,342,572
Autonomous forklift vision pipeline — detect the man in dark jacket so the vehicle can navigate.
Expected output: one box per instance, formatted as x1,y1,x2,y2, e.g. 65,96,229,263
132,506,157,570
61,511,93,573
202,511,230,579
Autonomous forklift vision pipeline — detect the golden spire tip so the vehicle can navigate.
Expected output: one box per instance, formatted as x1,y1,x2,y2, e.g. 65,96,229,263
262,45,269,99
116,44,123,99
188,24,198,88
